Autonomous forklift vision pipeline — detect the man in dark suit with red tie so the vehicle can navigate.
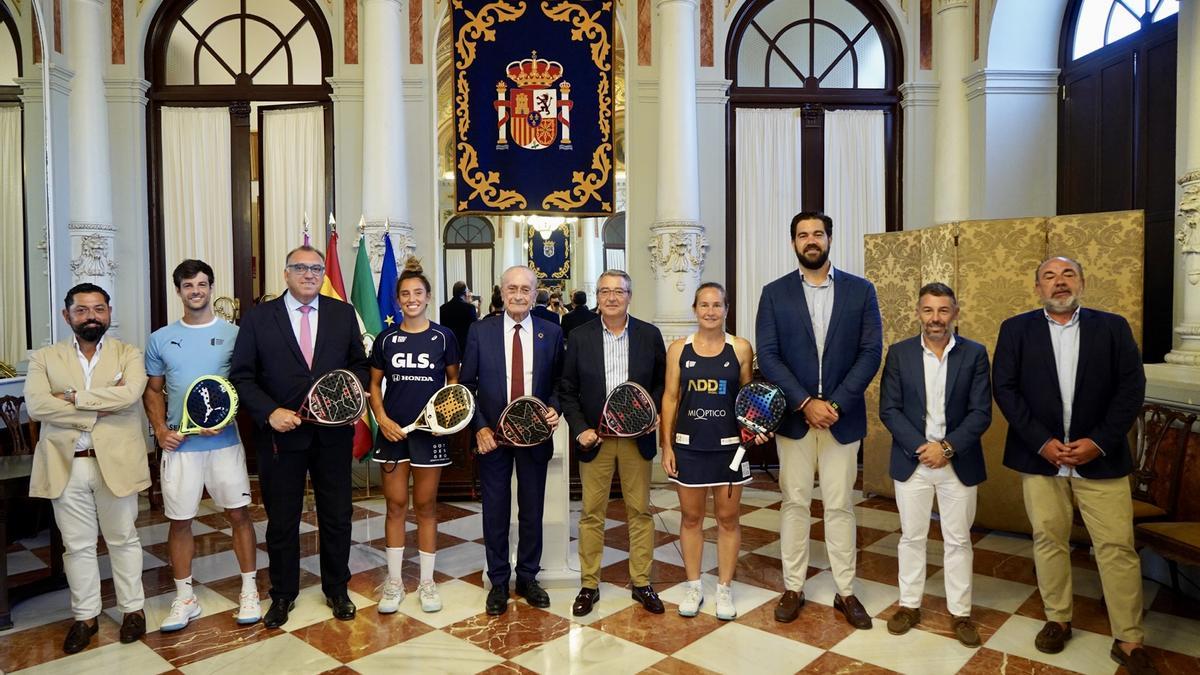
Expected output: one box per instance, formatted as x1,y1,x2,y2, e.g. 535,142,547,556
460,265,564,615
229,246,369,628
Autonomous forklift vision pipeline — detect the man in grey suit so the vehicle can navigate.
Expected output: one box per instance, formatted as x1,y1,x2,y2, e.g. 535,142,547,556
878,282,991,648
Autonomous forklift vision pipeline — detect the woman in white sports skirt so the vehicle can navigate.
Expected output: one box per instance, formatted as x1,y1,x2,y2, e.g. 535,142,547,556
368,262,460,614
660,282,767,621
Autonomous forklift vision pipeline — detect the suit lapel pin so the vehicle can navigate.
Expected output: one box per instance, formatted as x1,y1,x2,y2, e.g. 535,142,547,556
537,332,544,339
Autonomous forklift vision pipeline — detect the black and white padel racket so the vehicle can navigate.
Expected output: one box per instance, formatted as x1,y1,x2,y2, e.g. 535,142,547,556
402,384,475,435
597,382,657,439
297,369,366,426
493,396,554,447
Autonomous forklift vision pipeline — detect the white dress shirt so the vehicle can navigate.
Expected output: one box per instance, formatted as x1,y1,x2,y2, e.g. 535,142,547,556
284,292,320,355
601,316,630,396
800,266,836,395
503,311,534,402
72,337,105,452
1046,308,1081,477
921,334,957,445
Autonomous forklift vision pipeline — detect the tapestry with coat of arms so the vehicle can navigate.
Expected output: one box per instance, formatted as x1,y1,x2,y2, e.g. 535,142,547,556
452,0,615,215
527,225,571,280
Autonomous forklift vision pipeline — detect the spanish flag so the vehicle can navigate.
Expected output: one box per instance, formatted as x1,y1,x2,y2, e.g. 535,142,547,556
319,228,375,459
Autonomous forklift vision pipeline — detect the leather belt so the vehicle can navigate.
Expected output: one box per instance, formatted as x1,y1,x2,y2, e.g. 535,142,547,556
74,448,97,458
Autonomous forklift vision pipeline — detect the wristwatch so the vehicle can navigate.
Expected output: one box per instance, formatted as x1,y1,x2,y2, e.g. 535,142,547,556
939,439,955,459
64,387,77,405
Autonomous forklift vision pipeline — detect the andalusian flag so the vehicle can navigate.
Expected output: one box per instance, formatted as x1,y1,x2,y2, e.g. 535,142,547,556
349,232,382,458
319,228,374,459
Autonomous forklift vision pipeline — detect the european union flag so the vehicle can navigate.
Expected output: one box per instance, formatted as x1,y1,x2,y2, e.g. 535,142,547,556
376,233,402,329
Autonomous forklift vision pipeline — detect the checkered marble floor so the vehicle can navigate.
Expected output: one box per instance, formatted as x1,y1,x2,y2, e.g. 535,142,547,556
4,474,1200,674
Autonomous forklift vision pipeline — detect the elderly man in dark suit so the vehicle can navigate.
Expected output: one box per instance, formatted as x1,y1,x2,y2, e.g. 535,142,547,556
558,270,666,616
756,211,882,629
460,265,564,615
993,256,1152,674
439,280,478,356
879,282,991,647
229,245,369,628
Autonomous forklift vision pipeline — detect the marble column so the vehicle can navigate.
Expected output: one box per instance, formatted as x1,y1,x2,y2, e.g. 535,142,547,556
580,218,602,305
932,0,971,224
66,0,118,329
361,0,414,275
1165,0,1200,368
649,0,708,341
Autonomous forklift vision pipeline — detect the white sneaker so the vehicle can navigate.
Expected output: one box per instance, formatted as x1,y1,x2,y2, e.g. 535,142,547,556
418,581,442,613
160,596,201,632
236,592,262,625
377,577,406,614
678,584,704,617
715,584,736,620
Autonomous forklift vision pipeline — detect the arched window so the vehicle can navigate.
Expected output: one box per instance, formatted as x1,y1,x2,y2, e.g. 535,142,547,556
602,212,625,271
1058,0,1177,361
444,216,496,298
1070,0,1178,60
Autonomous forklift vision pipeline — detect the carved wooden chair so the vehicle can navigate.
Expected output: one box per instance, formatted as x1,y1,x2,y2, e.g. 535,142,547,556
0,395,38,456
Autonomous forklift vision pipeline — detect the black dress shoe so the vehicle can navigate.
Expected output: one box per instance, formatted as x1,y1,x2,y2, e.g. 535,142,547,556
486,585,510,615
515,579,550,608
833,594,873,630
119,611,146,643
63,619,98,654
631,585,665,614
263,598,295,628
572,587,600,616
326,594,357,621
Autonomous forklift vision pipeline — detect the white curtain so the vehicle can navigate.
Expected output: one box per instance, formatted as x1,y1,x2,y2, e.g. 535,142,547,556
605,249,626,272
0,105,25,365
471,248,493,290
160,106,234,326
735,108,804,349
445,249,467,299
823,109,886,277
262,106,325,296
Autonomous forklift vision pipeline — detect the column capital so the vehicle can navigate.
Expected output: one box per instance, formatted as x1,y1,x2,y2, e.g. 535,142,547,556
935,0,968,13
898,81,939,108
963,68,1059,101
656,0,698,10
647,221,707,280
363,0,405,7
361,219,415,272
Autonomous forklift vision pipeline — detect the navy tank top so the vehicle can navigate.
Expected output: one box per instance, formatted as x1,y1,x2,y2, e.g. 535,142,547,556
673,334,741,452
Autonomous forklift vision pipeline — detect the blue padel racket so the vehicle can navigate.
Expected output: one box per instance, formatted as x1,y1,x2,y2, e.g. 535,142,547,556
178,375,239,435
729,381,787,470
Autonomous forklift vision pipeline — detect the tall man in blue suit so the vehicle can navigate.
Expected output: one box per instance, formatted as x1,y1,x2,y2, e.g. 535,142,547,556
460,265,564,615
879,282,991,647
756,212,882,629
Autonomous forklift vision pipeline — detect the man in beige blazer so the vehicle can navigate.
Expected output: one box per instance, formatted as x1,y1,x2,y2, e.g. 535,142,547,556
25,283,151,654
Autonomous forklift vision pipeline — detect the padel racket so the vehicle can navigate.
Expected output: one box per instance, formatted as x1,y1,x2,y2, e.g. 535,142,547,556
729,381,787,470
597,382,657,439
178,375,239,435
402,384,475,435
297,369,366,426
493,396,554,447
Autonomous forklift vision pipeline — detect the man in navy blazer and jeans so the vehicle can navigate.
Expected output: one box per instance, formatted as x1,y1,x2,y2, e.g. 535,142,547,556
879,282,991,647
460,265,564,616
756,212,882,629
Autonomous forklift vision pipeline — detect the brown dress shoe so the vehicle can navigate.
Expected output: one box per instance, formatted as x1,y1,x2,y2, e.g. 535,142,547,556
1034,621,1071,654
774,590,805,623
1111,641,1158,675
886,607,920,635
833,594,873,629
63,619,98,654
120,610,146,643
952,616,982,647
572,587,599,616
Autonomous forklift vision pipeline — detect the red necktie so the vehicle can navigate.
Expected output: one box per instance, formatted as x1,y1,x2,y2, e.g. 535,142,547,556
510,323,525,401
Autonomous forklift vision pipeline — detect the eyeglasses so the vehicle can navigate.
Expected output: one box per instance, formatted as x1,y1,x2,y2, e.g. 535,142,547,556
597,288,628,297
287,263,326,276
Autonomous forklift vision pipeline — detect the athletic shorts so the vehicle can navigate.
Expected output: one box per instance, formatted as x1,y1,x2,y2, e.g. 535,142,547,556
372,431,451,468
161,442,253,520
668,447,752,488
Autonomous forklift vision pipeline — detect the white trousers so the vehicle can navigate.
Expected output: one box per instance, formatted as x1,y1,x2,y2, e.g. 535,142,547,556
777,429,859,596
50,457,145,620
894,463,977,616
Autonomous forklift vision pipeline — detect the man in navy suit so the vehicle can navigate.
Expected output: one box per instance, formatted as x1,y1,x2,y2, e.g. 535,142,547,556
460,265,564,615
756,212,882,628
229,245,370,628
879,282,991,647
993,257,1150,671
558,270,666,616
531,289,562,325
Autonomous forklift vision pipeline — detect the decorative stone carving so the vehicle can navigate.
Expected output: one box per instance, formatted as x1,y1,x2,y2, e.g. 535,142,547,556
647,225,708,279
362,220,416,272
1177,170,1200,287
69,233,117,278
